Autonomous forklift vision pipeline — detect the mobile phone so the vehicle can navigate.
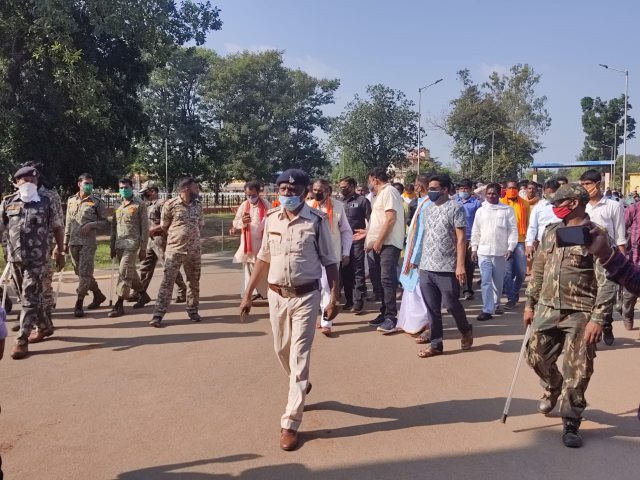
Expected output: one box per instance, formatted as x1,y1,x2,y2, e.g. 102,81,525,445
556,226,592,247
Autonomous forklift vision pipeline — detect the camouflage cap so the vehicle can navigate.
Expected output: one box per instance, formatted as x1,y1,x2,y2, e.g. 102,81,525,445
551,183,589,204
139,180,159,194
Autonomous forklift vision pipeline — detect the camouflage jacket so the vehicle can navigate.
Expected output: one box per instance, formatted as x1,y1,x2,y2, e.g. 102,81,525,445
525,221,614,324
0,193,63,266
111,197,149,251
65,193,108,246
162,196,203,255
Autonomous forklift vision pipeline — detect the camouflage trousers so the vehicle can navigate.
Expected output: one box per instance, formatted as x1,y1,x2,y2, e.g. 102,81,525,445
595,260,620,327
139,240,186,296
115,249,144,299
153,250,201,317
526,307,596,419
12,263,52,346
69,244,99,297
42,245,55,314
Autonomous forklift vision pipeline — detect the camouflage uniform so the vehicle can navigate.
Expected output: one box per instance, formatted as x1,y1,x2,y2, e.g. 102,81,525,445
39,185,64,317
0,193,63,346
139,197,187,297
525,219,614,419
65,193,108,297
153,196,203,318
111,198,149,299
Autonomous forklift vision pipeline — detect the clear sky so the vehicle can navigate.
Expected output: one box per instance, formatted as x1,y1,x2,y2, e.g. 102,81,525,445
204,0,639,169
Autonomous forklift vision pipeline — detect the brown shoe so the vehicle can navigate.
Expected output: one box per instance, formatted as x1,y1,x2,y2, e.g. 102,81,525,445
11,343,29,360
280,428,298,451
461,327,474,350
28,328,54,344
623,318,634,331
417,345,443,358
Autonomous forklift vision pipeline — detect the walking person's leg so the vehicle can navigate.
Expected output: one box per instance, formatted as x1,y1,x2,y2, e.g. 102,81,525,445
621,288,638,330
375,246,401,333
478,255,494,317
492,255,507,312
437,271,473,349
182,250,202,321
352,241,366,310
418,270,444,355
511,243,527,303
464,241,475,298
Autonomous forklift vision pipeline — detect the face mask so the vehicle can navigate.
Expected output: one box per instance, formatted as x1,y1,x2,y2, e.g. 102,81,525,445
83,184,93,195
459,191,470,200
427,191,442,202
18,182,40,203
191,192,200,201
119,187,133,200
552,205,574,220
248,195,259,204
279,195,301,211
505,188,519,199
314,192,325,202
585,184,599,198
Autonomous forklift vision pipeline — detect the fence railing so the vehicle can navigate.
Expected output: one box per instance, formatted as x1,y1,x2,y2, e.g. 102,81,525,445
92,193,281,209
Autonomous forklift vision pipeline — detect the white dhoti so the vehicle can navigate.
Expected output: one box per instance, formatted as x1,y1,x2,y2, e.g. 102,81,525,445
396,282,431,334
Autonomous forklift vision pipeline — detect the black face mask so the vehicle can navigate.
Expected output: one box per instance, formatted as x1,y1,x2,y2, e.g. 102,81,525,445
314,192,325,201
340,188,351,198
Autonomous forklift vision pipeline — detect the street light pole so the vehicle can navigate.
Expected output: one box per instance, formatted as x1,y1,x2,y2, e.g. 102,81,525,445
417,78,443,176
165,137,169,196
491,130,495,181
599,64,629,195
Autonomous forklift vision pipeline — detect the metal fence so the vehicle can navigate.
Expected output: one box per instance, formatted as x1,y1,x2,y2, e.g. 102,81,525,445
93,192,280,209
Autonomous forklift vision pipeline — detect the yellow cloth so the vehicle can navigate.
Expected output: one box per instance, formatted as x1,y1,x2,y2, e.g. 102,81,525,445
500,197,530,242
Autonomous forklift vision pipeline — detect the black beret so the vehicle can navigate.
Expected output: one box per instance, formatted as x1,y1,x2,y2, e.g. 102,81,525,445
276,169,309,187
14,166,39,179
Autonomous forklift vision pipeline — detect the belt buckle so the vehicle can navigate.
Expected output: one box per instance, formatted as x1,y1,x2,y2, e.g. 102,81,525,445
280,285,296,298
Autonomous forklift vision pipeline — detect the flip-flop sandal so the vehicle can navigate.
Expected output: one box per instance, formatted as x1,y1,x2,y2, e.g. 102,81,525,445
417,346,443,358
415,330,431,344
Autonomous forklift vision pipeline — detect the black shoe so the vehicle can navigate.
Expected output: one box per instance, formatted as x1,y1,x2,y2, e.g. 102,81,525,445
108,298,125,318
463,292,474,301
538,392,560,415
368,314,385,327
149,316,163,328
133,291,152,309
602,324,614,346
74,297,85,318
562,418,583,448
11,323,20,332
342,303,353,311
87,290,107,310
126,294,140,303
504,301,517,310
351,303,364,315
189,312,201,323
476,312,492,321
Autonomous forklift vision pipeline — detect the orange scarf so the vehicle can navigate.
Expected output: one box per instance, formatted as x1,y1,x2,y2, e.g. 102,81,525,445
312,197,334,231
502,197,528,236
243,199,267,254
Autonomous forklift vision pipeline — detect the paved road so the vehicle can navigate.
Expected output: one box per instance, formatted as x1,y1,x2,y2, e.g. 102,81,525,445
1,255,639,479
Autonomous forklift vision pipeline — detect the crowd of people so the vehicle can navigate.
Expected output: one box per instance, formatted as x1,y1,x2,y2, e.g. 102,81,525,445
2,163,640,454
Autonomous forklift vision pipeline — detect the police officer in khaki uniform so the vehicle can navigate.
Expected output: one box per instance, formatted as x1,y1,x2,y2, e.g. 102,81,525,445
64,173,109,317
149,177,204,327
136,181,187,308
0,166,65,359
109,178,149,317
240,169,340,451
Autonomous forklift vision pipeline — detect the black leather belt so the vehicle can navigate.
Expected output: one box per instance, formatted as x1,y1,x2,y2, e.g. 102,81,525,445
268,281,319,298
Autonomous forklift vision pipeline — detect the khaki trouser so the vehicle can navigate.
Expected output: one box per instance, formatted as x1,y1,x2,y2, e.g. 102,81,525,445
268,287,321,430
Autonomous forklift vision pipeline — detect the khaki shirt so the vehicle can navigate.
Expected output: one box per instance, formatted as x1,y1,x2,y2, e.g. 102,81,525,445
525,221,614,325
257,204,338,287
64,193,108,246
111,198,149,251
162,197,204,255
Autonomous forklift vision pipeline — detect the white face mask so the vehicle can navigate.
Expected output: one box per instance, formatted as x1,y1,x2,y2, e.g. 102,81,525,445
18,182,40,203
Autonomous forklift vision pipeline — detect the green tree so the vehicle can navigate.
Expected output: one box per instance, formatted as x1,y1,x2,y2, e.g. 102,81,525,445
0,0,222,191
330,84,418,174
204,50,338,182
578,95,635,161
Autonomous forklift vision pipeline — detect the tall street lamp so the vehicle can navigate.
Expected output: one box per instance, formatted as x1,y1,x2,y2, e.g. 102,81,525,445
417,78,443,175
599,64,628,194
608,121,618,189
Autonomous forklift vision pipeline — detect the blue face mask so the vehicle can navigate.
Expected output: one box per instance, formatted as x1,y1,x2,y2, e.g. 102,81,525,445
459,191,470,200
279,195,301,211
428,191,442,202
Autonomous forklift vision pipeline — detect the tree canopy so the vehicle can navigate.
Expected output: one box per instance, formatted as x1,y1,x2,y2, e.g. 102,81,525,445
578,95,635,161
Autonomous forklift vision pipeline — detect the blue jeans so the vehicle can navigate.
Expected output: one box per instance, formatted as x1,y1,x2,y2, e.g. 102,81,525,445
503,243,526,303
478,255,507,314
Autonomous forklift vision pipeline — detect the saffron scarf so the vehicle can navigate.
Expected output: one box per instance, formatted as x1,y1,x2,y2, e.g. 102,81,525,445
501,196,528,236
243,199,267,254
312,197,334,231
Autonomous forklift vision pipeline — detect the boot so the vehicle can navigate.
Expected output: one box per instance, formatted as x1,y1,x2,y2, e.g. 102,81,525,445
133,291,152,309
538,390,560,415
108,297,125,318
74,296,85,318
11,342,29,360
87,289,107,310
562,418,583,448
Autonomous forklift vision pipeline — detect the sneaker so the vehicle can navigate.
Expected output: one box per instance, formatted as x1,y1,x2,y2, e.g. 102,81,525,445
602,324,614,345
376,318,397,334
562,418,583,448
476,312,493,322
504,301,517,310
463,292,474,301
494,305,505,315
368,314,385,327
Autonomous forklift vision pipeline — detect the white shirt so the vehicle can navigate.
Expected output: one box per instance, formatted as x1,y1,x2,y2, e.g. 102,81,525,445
306,198,353,258
525,199,560,246
366,183,405,250
470,202,518,256
586,196,626,246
